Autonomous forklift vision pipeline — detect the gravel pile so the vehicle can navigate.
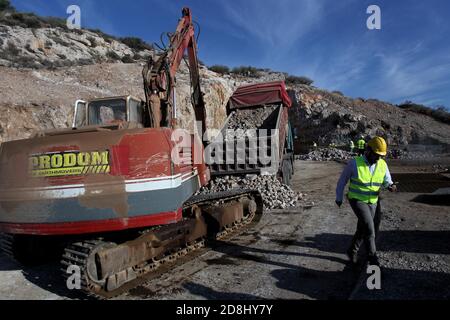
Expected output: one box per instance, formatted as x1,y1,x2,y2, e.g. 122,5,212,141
296,147,440,161
197,174,304,210
387,148,441,160
296,147,353,161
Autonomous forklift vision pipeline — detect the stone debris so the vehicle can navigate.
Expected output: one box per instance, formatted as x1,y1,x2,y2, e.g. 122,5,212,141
296,147,443,162
387,148,440,160
227,105,278,130
225,105,278,140
296,147,353,161
290,85,449,157
197,174,304,210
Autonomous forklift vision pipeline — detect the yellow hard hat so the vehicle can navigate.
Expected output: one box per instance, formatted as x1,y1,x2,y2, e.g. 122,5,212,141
368,136,387,156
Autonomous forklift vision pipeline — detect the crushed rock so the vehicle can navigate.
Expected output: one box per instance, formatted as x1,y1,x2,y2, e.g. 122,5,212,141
296,147,353,161
197,174,304,210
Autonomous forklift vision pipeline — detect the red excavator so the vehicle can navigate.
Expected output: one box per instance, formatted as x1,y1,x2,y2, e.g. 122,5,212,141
0,8,263,297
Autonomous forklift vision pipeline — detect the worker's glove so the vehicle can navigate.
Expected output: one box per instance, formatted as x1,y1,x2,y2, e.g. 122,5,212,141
335,200,342,207
388,184,397,192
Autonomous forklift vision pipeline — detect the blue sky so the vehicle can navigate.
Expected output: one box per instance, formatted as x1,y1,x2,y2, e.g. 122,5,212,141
11,0,450,109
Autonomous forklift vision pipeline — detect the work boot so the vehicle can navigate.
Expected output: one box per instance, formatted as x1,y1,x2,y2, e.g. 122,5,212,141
346,248,358,265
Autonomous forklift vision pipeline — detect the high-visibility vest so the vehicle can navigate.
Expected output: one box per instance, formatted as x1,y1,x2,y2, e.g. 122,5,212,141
357,139,366,149
348,156,387,204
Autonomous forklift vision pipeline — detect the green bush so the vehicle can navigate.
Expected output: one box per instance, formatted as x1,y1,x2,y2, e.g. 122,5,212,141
285,75,314,86
87,36,97,48
0,12,63,29
121,54,134,63
5,40,19,55
230,65,259,77
87,28,117,43
43,16,67,29
14,55,37,68
133,53,143,61
398,101,450,124
106,50,120,61
209,65,230,74
120,37,152,51
0,0,13,12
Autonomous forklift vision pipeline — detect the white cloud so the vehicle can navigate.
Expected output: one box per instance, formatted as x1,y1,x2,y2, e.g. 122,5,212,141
292,35,450,107
218,0,325,50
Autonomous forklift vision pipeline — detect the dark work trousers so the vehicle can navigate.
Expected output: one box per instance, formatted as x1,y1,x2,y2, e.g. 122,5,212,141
374,199,382,236
348,199,377,257
357,149,365,156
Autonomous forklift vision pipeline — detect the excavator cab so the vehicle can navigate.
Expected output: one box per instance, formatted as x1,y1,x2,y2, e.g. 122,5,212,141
72,95,145,128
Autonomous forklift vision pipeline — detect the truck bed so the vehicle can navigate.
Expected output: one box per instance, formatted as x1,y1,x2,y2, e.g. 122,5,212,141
207,103,288,176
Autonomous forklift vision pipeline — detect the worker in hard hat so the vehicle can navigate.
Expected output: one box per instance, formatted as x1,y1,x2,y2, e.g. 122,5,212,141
356,136,366,155
349,140,355,153
335,136,397,266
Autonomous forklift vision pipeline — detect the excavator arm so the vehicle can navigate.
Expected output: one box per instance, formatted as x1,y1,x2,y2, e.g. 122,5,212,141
142,7,206,135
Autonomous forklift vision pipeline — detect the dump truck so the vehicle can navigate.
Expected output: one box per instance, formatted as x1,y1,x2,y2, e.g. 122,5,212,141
207,81,295,184
0,7,263,298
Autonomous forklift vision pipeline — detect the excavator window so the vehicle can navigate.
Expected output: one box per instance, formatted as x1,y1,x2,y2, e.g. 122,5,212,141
88,99,127,125
128,98,143,124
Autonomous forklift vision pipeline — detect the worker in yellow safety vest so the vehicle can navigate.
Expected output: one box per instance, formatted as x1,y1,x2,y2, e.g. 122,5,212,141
335,136,397,266
356,136,366,155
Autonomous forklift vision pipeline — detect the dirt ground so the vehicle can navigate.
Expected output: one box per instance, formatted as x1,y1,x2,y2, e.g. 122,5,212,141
0,160,449,300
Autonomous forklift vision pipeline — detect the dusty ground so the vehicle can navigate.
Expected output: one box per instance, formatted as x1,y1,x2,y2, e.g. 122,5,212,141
0,160,449,300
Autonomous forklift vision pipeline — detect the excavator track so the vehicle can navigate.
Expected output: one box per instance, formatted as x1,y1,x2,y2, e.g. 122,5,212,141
0,233,14,260
60,189,263,299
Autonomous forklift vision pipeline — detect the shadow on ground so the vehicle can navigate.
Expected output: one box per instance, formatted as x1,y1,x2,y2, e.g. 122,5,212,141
210,239,358,299
271,230,450,255
0,252,91,299
4,230,447,299
0,253,22,271
20,261,89,299
353,267,450,299
182,282,264,300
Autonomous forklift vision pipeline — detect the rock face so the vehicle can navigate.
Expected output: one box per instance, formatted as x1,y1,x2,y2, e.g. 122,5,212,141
197,174,304,210
0,22,449,162
288,84,450,155
0,61,238,143
0,25,152,68
173,65,235,136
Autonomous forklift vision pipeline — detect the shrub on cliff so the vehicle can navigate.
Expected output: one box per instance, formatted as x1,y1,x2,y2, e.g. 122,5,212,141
285,75,314,86
398,101,450,124
230,65,259,77
209,65,230,74
0,0,14,12
119,37,153,51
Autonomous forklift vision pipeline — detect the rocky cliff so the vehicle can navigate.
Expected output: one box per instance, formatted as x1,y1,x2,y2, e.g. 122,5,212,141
0,21,448,157
0,24,152,68
288,85,450,154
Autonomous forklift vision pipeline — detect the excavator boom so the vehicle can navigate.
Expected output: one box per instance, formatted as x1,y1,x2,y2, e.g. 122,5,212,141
142,7,206,134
